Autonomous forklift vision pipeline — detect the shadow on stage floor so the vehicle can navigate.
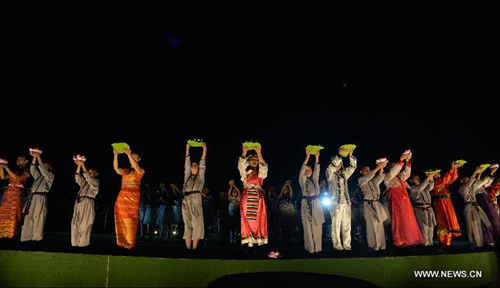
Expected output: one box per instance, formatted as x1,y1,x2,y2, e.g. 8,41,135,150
0,231,493,260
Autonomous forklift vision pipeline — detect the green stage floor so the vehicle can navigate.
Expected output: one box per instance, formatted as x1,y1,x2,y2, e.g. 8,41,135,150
0,232,499,287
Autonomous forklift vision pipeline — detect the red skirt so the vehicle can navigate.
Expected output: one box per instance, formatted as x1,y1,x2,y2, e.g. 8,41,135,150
388,186,425,248
0,186,23,239
433,197,461,237
240,188,268,247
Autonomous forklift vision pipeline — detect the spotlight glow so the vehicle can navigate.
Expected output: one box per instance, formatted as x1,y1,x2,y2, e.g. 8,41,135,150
322,197,332,207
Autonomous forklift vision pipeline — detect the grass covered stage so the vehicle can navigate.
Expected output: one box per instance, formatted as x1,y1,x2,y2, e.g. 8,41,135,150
0,249,498,287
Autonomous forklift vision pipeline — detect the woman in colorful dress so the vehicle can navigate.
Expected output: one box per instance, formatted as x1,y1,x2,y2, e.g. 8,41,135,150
238,145,269,251
113,148,145,249
383,151,425,248
0,156,30,239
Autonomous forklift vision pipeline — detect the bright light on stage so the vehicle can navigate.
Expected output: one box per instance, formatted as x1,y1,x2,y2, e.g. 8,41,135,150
322,196,332,207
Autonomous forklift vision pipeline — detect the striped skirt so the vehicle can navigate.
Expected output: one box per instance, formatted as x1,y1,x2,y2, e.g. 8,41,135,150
0,186,23,239
240,188,268,247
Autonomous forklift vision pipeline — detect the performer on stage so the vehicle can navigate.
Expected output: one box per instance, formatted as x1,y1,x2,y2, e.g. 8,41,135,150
431,162,463,251
72,158,99,247
474,166,499,247
113,148,145,249
486,178,499,216
275,180,298,246
182,143,207,251
326,148,357,251
409,173,436,247
21,151,54,242
201,187,214,245
459,166,492,250
228,180,241,245
358,160,388,252
299,149,324,255
0,156,30,239
384,151,425,248
238,145,268,250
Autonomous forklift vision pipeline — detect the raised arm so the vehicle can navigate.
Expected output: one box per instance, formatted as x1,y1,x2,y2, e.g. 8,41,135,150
299,150,311,188
0,165,8,180
201,143,207,161
170,184,183,198
313,151,320,183
253,147,268,179
375,164,387,185
37,160,54,181
344,151,357,180
3,165,28,180
424,178,435,193
278,183,288,198
113,149,124,175
30,161,41,180
238,157,248,180
288,184,294,198
299,164,308,189
75,161,85,187
124,149,144,175
358,171,376,187
81,162,99,190
399,153,412,180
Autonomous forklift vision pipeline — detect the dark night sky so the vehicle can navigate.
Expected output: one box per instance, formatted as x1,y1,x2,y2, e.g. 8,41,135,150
1,2,498,218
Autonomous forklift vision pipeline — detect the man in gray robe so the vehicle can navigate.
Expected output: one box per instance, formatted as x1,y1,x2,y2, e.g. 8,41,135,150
299,149,324,255
326,148,357,251
459,166,492,250
72,159,100,247
21,151,54,242
182,143,207,251
358,161,388,251
409,173,436,247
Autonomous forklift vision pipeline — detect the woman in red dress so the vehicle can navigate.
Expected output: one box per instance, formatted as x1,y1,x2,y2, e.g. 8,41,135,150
383,152,425,248
0,156,30,239
238,146,268,252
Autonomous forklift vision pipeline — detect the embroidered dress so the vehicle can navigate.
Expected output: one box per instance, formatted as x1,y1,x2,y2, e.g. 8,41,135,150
238,157,268,247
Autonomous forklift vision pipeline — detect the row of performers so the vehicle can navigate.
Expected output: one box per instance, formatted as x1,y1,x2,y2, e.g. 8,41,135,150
0,144,498,255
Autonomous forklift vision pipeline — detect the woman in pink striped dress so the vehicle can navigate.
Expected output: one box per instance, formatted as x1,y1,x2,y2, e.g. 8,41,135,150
238,146,268,251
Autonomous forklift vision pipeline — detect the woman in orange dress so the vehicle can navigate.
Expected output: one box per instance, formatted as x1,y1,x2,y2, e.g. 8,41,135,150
431,162,463,251
0,156,30,239
113,148,145,249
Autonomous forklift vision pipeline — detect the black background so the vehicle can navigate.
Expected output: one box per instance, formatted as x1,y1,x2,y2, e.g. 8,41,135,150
1,2,498,230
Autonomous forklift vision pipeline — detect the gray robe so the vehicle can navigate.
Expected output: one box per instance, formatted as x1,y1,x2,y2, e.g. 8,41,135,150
358,170,387,251
182,156,206,240
21,164,54,242
299,163,324,253
459,176,492,249
410,178,436,246
71,172,100,247
326,155,357,250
